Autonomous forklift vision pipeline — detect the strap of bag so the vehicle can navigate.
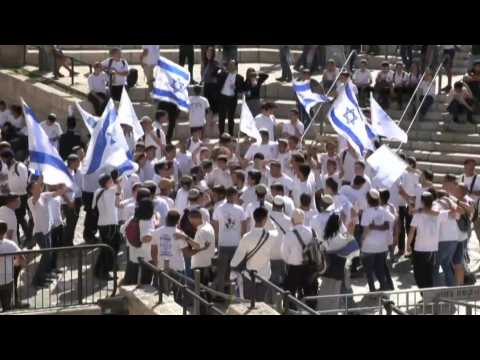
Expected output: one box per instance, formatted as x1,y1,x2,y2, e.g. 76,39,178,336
293,229,306,249
270,215,286,234
93,189,106,210
470,175,477,194
244,230,269,265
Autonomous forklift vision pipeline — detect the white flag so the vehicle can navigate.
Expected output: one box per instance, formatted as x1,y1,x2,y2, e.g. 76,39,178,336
76,102,99,135
22,99,74,189
367,145,408,189
118,87,144,142
370,93,408,143
239,95,262,144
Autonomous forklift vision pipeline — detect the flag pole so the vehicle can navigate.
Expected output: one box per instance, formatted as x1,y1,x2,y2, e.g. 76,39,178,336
301,50,355,144
396,57,446,152
396,70,427,127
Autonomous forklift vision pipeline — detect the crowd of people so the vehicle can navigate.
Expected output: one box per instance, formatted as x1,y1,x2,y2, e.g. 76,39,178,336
0,44,480,313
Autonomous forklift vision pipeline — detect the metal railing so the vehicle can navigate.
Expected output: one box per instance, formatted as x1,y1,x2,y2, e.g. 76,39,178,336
28,45,93,85
433,297,480,315
138,258,225,315
302,285,480,315
0,244,117,312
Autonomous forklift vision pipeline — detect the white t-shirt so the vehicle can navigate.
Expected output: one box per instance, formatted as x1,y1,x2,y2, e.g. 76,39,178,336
0,239,20,285
281,225,313,266
49,196,64,228
255,114,277,142
319,154,340,175
174,188,190,216
282,121,304,137
267,173,294,193
245,200,273,227
310,211,332,242
7,162,28,196
176,152,193,176
439,211,460,242
125,217,155,263
0,206,18,243
221,73,237,97
189,96,210,128
292,178,314,208
151,226,188,271
353,69,372,86
88,73,108,94
101,58,129,86
28,193,54,235
411,211,449,252
144,125,166,159
191,223,215,269
212,202,247,247
402,171,420,197
93,187,118,226
240,186,257,208
269,211,292,260
244,142,278,162
340,150,358,184
461,174,480,202
361,207,395,253
40,121,63,149
206,167,233,188
142,45,160,66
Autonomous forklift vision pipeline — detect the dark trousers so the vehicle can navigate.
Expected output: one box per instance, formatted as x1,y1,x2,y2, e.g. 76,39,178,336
82,192,98,244
448,99,474,122
123,259,154,286
375,84,392,109
362,252,388,292
94,225,121,277
0,282,13,312
110,85,123,102
214,246,237,292
398,206,408,253
218,95,237,136
32,232,52,285
419,95,434,118
204,83,219,114
62,198,82,247
351,225,364,272
242,276,268,302
357,85,373,107
157,101,180,144
284,264,317,308
15,194,32,246
392,86,405,108
49,224,63,271
13,265,21,304
179,45,195,82
400,46,413,70
87,92,107,116
412,251,437,289
279,46,292,81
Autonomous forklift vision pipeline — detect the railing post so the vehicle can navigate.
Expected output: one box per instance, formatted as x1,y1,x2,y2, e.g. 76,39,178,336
182,285,188,315
282,291,291,315
157,269,163,305
137,257,143,287
249,270,257,310
71,58,75,86
273,291,283,313
193,269,201,315
229,281,236,305
466,305,472,315
163,259,170,296
77,249,83,305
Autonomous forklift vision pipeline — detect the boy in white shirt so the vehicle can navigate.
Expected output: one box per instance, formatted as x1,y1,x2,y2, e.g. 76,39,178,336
353,59,373,107
244,129,278,163
374,61,394,109
189,209,215,286
281,109,304,138
87,62,108,115
40,113,63,150
101,47,129,101
140,45,160,91
255,102,277,142
189,86,210,136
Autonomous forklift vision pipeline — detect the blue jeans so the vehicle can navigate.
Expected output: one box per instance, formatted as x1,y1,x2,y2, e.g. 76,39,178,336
434,241,457,287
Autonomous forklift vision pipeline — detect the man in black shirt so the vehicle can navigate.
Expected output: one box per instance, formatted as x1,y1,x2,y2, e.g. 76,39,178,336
59,116,83,160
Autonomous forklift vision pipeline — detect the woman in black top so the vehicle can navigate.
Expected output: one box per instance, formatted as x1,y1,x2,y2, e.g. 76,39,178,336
201,46,221,117
244,68,269,116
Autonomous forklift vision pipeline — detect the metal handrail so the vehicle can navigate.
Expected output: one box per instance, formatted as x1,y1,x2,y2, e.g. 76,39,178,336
381,298,408,315
138,258,225,315
1,244,118,309
28,45,93,85
249,270,319,315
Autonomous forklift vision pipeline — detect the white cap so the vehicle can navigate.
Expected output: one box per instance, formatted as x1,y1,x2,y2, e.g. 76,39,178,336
369,189,380,200
273,195,285,207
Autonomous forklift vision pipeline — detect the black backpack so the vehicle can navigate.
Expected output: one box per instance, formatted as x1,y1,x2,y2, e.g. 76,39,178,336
293,229,328,276
126,68,138,90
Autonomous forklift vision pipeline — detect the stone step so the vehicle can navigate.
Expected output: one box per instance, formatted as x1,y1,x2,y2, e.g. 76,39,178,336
26,48,304,67
401,150,480,166
49,45,306,51
393,140,480,155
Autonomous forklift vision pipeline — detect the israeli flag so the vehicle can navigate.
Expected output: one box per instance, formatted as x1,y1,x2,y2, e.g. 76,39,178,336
293,80,331,113
81,99,138,177
151,56,191,112
370,93,408,143
76,102,99,135
239,95,262,144
327,82,375,156
332,239,360,260
22,99,74,189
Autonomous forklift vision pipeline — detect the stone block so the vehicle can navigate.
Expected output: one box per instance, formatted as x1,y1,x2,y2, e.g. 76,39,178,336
226,302,279,315
120,285,185,315
0,45,26,67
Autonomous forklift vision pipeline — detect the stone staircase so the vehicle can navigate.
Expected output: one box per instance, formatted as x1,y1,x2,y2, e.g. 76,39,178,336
21,45,477,184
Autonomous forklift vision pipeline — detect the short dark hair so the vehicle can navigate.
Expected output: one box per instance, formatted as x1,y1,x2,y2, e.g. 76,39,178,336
300,193,312,208
165,144,176,153
407,156,417,168
443,174,457,183
248,170,262,185
166,210,181,227
366,192,380,207
253,207,269,224
188,208,203,220
135,199,154,221
379,189,390,204
193,85,202,95
291,152,305,164
325,177,338,194
464,158,476,166
143,180,158,196
0,221,7,236
298,164,311,179
421,192,434,209
233,170,245,183
155,110,168,121
253,152,265,161
98,173,112,188
270,183,284,193
423,169,434,182
354,161,365,170
352,176,366,187
135,187,152,202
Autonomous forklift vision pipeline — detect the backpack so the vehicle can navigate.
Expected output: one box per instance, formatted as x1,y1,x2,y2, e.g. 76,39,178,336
126,68,138,90
231,230,270,274
293,229,328,275
125,217,142,248
457,213,471,233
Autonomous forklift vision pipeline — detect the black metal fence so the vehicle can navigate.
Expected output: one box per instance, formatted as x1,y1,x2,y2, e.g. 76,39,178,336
0,244,117,312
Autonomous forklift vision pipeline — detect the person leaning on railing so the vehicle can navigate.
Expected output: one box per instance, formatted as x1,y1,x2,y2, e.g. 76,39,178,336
0,221,26,312
87,62,109,116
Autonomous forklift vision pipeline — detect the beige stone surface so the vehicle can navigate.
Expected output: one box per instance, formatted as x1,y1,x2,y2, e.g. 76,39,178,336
226,302,279,315
120,285,184,315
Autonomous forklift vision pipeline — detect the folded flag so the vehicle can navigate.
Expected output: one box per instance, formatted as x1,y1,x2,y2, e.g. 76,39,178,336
118,87,144,142
370,93,408,143
76,102,99,135
367,144,408,189
152,56,191,112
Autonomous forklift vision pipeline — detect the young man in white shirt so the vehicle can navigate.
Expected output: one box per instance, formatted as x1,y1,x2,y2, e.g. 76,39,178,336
353,59,373,107
244,129,278,164
281,109,304,138
391,62,408,108
101,47,129,101
189,209,215,286
292,163,315,209
230,207,274,301
92,173,123,280
244,184,273,231
266,161,293,195
212,187,248,292
281,209,318,305
206,155,232,189
0,221,25,312
239,170,261,208
461,158,480,244
140,45,160,91
87,62,108,116
40,113,63,151
374,61,394,109
141,114,166,159
189,86,210,137
255,102,278,142
269,183,295,217
417,70,436,121
339,143,360,185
